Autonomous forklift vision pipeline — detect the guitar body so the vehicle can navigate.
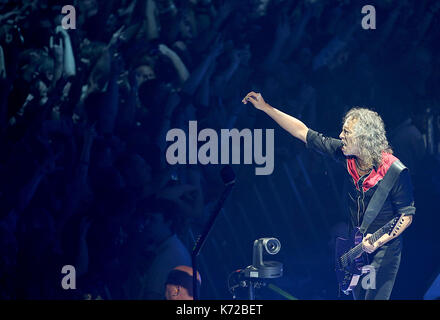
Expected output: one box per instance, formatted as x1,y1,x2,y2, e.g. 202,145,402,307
335,228,368,295
334,215,403,296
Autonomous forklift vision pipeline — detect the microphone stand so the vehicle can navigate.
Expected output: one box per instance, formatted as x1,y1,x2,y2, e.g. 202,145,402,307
192,166,236,300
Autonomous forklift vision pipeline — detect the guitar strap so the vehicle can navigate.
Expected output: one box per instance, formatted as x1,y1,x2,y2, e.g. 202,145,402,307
359,159,407,235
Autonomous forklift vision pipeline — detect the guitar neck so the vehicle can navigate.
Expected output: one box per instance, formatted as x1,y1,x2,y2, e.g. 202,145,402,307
344,221,393,263
369,226,386,244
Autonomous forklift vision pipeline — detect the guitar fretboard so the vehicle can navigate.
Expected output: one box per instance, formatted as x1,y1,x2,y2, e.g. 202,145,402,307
339,217,398,268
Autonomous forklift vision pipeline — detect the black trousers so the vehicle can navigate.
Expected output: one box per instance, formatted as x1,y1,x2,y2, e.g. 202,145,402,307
353,239,402,300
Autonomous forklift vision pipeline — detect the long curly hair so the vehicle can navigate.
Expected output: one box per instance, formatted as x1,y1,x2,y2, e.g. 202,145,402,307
343,108,393,168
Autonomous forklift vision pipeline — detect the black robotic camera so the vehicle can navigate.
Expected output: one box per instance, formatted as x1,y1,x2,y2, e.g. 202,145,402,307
243,237,283,279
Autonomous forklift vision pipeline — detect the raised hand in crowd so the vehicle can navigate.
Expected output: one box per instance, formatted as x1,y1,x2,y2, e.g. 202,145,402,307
55,25,76,78
159,43,190,84
108,25,126,51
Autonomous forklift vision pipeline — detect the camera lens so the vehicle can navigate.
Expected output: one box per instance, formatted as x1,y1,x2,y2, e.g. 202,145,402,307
262,238,281,255
267,241,276,251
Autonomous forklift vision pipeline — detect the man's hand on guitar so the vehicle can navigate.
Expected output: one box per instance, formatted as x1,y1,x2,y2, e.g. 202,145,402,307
362,234,380,254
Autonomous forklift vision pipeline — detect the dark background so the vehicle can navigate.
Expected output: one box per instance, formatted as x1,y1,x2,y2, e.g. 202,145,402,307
0,0,439,300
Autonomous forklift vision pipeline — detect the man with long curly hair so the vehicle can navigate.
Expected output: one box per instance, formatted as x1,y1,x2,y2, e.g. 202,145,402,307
243,91,415,300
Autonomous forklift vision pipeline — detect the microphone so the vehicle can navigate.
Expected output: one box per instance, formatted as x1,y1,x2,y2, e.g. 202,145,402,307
192,165,236,300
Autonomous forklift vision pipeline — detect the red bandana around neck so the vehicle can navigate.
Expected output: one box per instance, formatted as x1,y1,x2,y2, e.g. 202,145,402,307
347,152,398,192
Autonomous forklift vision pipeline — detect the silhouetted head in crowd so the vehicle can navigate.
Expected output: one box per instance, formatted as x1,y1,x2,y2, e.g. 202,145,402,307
177,4,198,41
165,265,201,300
134,64,156,87
131,196,181,251
88,49,111,93
137,75,171,119
249,0,271,19
156,53,181,86
38,51,55,84
77,0,99,29
79,41,108,73
17,49,44,83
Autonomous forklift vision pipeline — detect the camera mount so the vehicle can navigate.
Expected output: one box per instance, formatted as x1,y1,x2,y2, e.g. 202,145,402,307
243,237,283,279
229,237,283,299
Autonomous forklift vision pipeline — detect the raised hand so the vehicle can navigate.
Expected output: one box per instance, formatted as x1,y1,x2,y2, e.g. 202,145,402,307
158,43,174,57
108,25,126,49
242,91,269,111
0,9,22,23
50,35,64,63
55,25,70,39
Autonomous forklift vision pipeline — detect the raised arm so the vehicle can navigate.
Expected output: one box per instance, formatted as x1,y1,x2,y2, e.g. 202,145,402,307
242,91,309,143
54,26,76,78
158,44,190,84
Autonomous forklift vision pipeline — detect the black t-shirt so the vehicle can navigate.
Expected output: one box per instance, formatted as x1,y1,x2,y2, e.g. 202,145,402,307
305,129,416,239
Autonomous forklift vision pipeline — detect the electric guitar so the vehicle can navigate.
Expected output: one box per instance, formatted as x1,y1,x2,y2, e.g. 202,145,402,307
335,214,405,295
